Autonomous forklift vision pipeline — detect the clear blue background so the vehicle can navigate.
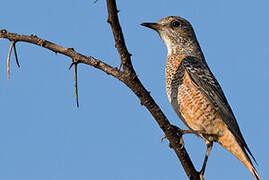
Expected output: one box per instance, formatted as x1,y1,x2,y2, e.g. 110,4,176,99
0,1,268,180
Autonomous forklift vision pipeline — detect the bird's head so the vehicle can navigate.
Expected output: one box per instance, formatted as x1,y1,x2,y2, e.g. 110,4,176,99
141,16,200,56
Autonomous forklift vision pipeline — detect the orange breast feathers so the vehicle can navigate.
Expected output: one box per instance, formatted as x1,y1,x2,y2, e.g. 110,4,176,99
178,72,224,137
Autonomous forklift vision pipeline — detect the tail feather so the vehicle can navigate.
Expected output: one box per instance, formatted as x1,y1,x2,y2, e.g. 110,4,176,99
218,129,260,180
252,167,260,180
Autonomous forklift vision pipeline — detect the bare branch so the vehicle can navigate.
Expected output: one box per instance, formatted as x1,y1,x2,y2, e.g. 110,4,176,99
0,29,124,81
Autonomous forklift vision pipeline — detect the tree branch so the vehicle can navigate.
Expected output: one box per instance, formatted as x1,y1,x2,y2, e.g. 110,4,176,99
0,29,124,80
105,1,200,179
0,0,201,178
106,0,134,73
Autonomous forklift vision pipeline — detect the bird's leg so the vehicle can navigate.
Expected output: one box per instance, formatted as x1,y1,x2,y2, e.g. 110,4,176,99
199,141,213,178
180,129,204,136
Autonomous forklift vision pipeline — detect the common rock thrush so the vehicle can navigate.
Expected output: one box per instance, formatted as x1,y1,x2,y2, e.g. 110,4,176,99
141,16,260,180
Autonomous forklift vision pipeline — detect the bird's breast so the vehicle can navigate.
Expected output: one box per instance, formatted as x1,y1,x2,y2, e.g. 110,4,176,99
165,55,226,139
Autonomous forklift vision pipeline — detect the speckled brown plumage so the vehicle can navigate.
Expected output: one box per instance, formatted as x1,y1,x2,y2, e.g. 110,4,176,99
166,54,223,138
142,16,260,180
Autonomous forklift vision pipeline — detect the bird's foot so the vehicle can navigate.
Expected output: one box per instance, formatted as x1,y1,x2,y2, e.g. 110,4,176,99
161,125,205,149
161,125,192,148
161,133,184,149
161,125,203,141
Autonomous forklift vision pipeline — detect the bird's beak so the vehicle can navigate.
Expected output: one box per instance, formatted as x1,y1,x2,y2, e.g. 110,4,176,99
141,22,161,31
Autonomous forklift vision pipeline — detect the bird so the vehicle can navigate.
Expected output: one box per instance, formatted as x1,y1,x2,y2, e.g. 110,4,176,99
141,16,260,180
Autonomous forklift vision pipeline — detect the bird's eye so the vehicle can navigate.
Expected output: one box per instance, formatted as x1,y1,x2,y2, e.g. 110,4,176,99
171,20,181,28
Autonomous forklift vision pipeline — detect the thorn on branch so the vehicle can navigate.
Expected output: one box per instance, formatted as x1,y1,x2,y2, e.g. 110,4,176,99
69,57,80,108
13,42,20,68
107,19,112,24
74,63,79,108
6,41,21,80
7,42,14,80
68,61,75,70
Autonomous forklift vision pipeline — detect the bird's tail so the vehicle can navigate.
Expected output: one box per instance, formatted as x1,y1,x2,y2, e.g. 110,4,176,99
218,130,260,180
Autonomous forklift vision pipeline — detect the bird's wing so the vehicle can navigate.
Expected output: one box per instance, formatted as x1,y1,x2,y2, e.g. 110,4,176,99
182,56,256,163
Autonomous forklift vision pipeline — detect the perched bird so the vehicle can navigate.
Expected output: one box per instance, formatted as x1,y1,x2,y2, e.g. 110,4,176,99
141,16,260,180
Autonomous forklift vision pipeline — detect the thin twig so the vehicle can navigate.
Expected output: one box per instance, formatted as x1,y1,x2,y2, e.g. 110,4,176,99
12,41,20,68
0,30,123,80
7,42,14,80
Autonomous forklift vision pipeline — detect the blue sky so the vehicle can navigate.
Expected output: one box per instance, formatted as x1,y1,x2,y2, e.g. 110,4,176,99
0,0,268,180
